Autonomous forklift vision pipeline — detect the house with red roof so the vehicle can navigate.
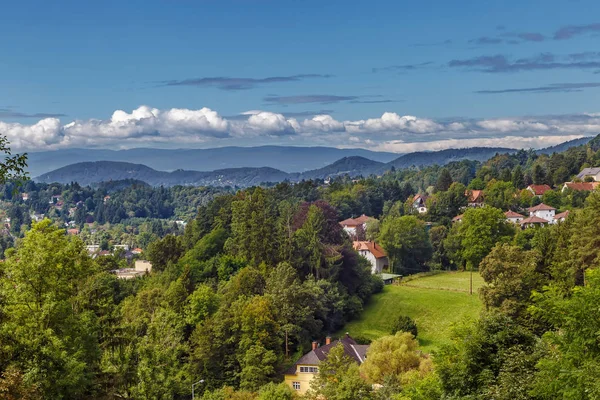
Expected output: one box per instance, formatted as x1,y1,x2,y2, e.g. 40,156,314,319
339,214,372,237
553,210,570,224
520,215,549,228
466,190,484,207
527,184,552,197
505,210,525,224
353,241,389,274
561,182,600,192
527,203,556,222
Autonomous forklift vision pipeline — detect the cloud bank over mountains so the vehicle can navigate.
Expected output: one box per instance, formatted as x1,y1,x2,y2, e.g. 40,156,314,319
1,106,597,153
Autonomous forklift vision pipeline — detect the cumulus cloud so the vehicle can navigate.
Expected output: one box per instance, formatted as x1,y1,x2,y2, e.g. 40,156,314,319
246,111,297,136
1,106,600,153
348,113,442,134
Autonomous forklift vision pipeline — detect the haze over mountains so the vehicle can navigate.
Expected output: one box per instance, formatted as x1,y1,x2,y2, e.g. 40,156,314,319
34,137,594,187
25,146,401,178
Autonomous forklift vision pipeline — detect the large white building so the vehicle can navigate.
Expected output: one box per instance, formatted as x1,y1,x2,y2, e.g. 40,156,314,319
527,203,556,222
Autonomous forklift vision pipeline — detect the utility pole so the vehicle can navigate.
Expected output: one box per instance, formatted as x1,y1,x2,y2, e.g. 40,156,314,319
192,379,204,399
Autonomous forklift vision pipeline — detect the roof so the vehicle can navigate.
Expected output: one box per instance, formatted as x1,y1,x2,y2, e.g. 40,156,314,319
527,184,552,196
520,216,548,225
284,335,368,376
340,214,372,227
577,167,600,178
452,214,463,222
380,273,401,281
563,182,600,191
353,241,387,259
554,210,570,220
505,210,524,218
528,203,556,212
466,190,484,202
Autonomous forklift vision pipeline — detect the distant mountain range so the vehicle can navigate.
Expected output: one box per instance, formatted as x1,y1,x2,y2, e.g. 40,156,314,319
35,137,595,187
25,146,400,177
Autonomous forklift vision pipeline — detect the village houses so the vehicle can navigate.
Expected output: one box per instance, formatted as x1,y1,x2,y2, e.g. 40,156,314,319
284,334,368,395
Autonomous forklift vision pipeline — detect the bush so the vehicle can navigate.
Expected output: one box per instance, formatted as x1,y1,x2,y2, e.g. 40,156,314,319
390,315,418,337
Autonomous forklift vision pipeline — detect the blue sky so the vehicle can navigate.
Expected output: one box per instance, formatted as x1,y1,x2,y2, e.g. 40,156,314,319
1,0,600,152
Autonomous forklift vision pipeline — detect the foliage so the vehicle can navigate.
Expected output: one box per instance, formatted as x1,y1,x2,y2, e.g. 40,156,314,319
379,216,432,275
390,315,418,337
360,332,432,385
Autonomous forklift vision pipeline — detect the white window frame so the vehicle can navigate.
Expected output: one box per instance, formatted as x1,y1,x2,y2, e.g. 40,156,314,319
293,382,301,390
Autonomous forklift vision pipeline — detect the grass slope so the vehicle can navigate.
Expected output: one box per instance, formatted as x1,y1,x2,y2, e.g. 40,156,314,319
340,272,483,353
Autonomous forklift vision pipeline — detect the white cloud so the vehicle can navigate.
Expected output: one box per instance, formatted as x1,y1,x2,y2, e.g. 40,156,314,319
246,111,297,136
302,114,345,133
0,106,599,152
373,135,586,153
349,112,442,134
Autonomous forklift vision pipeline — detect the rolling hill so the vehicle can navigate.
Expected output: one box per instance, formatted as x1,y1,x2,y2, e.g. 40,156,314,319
25,146,400,177
35,161,292,187
34,136,597,187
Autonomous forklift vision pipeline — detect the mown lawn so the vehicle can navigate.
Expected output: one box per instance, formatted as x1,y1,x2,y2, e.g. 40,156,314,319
402,271,485,292
338,272,483,353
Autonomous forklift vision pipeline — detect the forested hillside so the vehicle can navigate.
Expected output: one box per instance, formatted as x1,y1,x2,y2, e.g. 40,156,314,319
3,135,600,398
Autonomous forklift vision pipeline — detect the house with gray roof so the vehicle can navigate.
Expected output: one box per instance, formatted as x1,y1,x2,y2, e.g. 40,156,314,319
283,333,368,395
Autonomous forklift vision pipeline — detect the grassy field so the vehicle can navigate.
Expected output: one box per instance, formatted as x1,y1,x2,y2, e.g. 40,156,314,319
402,271,485,292
338,272,483,353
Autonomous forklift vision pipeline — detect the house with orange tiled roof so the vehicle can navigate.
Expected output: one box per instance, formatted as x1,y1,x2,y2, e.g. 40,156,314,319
553,210,570,224
339,214,372,237
520,215,549,228
527,203,555,222
527,184,552,197
452,214,463,223
505,210,525,224
353,241,389,274
466,190,484,207
561,181,600,192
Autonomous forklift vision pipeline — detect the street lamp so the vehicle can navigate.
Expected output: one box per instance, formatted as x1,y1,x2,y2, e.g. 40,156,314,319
192,379,204,399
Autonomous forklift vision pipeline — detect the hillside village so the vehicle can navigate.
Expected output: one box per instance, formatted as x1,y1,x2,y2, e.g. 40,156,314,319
3,136,600,398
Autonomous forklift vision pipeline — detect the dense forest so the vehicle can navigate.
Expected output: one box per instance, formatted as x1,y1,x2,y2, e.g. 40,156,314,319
2,136,600,399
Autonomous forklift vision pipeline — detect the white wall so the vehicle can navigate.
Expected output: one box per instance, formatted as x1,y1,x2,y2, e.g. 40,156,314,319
531,209,555,222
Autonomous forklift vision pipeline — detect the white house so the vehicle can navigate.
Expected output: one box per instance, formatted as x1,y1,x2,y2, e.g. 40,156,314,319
340,214,371,237
353,241,389,274
505,210,525,224
577,167,600,182
527,203,555,222
412,194,428,214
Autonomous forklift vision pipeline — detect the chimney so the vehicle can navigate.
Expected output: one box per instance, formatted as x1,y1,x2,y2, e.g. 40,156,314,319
326,336,331,345
345,332,350,339
312,341,318,351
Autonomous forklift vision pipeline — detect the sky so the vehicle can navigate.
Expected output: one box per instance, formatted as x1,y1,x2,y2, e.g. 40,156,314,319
1,0,600,153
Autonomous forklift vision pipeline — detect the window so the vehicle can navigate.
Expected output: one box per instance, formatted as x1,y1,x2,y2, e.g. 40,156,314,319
299,366,318,373
293,382,301,390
